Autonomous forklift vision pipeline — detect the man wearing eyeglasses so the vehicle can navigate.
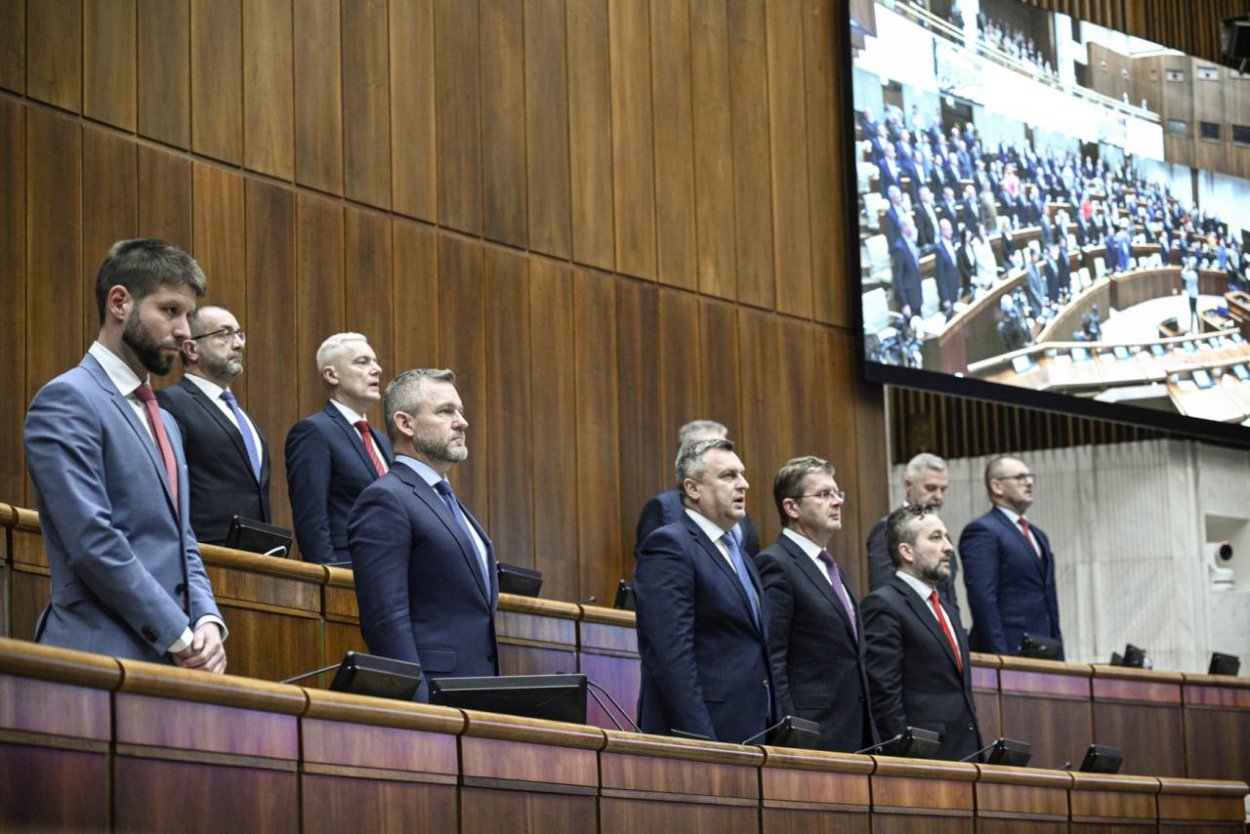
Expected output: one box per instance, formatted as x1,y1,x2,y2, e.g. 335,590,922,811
959,456,1063,658
157,305,270,546
754,457,879,753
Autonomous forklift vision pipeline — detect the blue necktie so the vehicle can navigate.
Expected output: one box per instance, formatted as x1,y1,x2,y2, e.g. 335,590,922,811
220,390,262,482
434,480,490,592
723,532,760,627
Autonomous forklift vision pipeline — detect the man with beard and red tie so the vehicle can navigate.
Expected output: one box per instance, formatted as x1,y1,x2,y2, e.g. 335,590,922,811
24,239,227,671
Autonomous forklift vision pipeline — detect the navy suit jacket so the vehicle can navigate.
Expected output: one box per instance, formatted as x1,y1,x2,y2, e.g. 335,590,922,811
633,513,775,743
348,460,499,701
861,576,982,761
634,487,760,560
24,353,222,662
157,377,271,545
959,508,1063,658
285,402,393,564
934,240,961,308
891,239,924,316
755,536,879,753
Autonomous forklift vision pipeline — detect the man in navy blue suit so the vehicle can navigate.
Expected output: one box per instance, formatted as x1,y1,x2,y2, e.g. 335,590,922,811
157,304,270,546
285,333,393,564
959,456,1063,658
25,239,226,671
348,369,498,702
634,438,774,743
634,419,760,559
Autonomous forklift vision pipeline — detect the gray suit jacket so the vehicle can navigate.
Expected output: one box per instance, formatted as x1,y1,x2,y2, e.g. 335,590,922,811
24,353,222,662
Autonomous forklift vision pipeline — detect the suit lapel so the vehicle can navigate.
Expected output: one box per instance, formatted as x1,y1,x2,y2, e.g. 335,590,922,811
782,536,856,638
183,379,258,483
325,402,377,475
398,465,492,604
687,517,761,633
892,575,962,673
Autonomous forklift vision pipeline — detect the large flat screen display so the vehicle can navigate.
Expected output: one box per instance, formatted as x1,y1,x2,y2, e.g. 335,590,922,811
846,0,1250,445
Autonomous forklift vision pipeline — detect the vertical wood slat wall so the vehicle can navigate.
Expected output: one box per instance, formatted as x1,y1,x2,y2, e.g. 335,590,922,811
0,0,1243,603
0,0,888,605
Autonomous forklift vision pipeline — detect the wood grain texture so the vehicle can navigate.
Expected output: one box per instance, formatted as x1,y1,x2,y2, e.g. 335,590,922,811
0,673,114,740
191,163,247,314
243,0,295,180
657,289,703,461
461,787,597,834
433,0,482,235
83,0,136,131
651,0,698,290
614,281,662,562
343,207,394,371
114,691,301,759
81,127,137,348
302,715,460,773
303,775,457,834
342,0,391,208
114,756,298,834
137,0,189,147
294,0,343,194
566,0,616,270
601,797,760,834
690,0,737,300
190,0,242,164
0,0,24,93
390,219,439,370
0,744,109,833
803,0,843,326
26,0,81,113
480,0,527,247
523,0,572,258
607,0,657,282
389,0,436,221
294,193,345,420
0,100,25,506
1093,700,1185,776
137,144,193,250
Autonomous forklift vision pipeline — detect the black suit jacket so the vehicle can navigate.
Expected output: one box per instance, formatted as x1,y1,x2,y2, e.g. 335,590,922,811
634,487,760,560
755,535,878,752
865,515,962,625
861,575,982,761
285,402,394,564
156,377,270,545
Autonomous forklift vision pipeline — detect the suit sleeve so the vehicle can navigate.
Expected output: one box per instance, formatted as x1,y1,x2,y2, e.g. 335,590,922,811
166,418,223,630
860,593,907,739
866,519,894,591
285,419,334,564
958,518,1007,654
633,528,716,740
753,550,796,719
633,495,667,560
348,484,420,667
24,381,195,651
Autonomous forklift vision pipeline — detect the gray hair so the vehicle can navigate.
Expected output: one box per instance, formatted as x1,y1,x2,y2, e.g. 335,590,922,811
383,369,458,443
676,419,728,450
904,453,947,481
315,332,369,372
675,437,735,490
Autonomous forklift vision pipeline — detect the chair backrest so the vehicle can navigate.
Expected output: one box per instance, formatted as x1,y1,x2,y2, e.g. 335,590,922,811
864,234,891,274
863,191,885,230
862,287,890,333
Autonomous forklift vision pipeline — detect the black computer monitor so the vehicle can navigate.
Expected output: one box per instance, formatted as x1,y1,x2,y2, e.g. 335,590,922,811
985,737,1032,767
429,674,588,724
1018,633,1062,660
1079,743,1123,774
497,562,543,597
1209,652,1241,676
225,515,294,557
328,652,423,701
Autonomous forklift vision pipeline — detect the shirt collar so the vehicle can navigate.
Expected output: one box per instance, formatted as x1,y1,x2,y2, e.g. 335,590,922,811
684,508,733,547
394,454,443,488
781,527,824,560
328,398,368,425
995,504,1025,525
895,569,937,601
88,341,146,398
182,372,226,400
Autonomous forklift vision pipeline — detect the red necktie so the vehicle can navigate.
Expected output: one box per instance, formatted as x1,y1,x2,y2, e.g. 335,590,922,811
1018,517,1039,555
930,590,962,671
354,420,386,477
134,383,179,510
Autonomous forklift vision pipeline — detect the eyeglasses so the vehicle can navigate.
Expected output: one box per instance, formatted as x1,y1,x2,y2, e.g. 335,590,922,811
191,327,246,345
796,489,846,502
995,473,1035,484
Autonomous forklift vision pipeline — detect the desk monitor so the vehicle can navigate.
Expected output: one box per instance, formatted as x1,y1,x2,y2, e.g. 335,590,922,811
1079,743,1123,774
329,652,423,701
429,674,588,724
985,737,1033,767
1208,652,1240,676
1018,633,1062,660
497,562,543,597
225,516,294,557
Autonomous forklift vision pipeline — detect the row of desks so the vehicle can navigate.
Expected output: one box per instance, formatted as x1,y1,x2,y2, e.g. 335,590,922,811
0,637,1244,833
3,502,1249,792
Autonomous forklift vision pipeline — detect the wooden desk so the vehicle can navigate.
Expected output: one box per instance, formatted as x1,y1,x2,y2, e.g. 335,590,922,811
998,656,1093,772
1090,665,1186,777
1069,772,1160,832
974,765,1071,834
759,746,873,832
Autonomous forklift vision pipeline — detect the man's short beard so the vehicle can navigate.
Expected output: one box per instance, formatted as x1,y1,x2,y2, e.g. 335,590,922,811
919,561,950,583
415,436,468,466
123,310,175,375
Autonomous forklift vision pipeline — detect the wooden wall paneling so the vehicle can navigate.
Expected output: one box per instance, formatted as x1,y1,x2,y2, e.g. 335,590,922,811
435,235,488,512
390,219,439,369
343,0,392,209
566,0,617,271
433,0,482,235
765,0,814,319
295,194,345,420
527,260,580,601
690,0,739,300
294,0,343,195
389,0,437,222
523,0,572,259
759,747,873,834
189,0,242,165
242,0,294,180
615,281,662,564
26,109,82,411
999,661,1094,773
137,0,190,148
81,127,138,353
0,0,24,93
483,248,535,569
191,163,247,333
608,0,658,282
737,308,783,543
0,99,25,506
574,269,623,604
727,0,777,309
26,0,81,113
136,145,193,257
244,179,298,531
657,289,704,456
697,297,743,442
479,0,527,248
650,0,699,291
343,207,394,375
804,0,843,327
83,0,136,131
849,381,886,592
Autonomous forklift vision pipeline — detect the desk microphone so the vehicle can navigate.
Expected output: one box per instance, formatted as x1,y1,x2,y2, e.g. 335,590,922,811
741,715,820,747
